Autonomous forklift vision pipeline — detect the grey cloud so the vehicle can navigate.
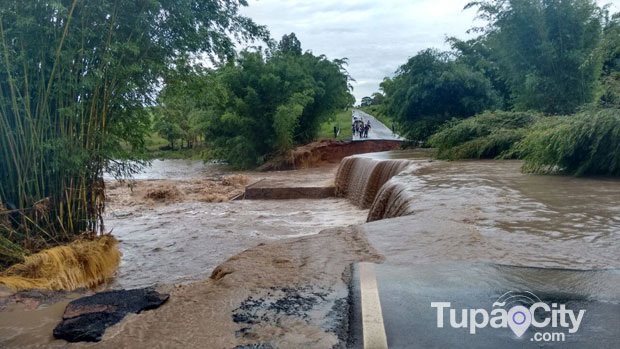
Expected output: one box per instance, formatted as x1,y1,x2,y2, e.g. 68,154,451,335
241,0,618,103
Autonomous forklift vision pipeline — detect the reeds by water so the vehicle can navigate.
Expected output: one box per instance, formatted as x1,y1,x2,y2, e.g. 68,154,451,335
0,0,111,268
0,235,120,291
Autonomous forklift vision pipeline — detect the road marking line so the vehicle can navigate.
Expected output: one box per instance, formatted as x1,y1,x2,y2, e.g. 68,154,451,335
359,262,388,349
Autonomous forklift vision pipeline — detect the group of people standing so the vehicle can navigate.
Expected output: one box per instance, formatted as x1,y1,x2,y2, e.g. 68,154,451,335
353,119,371,139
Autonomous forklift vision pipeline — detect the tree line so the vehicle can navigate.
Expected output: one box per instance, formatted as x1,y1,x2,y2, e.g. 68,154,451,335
152,33,354,168
362,0,620,175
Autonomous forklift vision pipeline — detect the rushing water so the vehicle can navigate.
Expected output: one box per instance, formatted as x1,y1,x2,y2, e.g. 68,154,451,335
106,199,367,289
338,155,620,346
335,156,420,208
335,155,620,270
4,156,619,347
104,159,226,181
104,159,367,289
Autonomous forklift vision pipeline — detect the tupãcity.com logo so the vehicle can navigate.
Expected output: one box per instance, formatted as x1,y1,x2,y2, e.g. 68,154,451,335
431,291,586,342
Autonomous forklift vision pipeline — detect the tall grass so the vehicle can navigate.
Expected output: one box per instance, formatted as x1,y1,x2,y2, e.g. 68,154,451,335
0,236,120,291
518,108,620,175
428,111,539,160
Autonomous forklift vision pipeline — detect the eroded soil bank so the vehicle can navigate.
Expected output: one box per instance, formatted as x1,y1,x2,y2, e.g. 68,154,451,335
258,139,403,171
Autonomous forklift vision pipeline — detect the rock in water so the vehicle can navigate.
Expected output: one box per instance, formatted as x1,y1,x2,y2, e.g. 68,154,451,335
53,288,169,342
54,312,126,342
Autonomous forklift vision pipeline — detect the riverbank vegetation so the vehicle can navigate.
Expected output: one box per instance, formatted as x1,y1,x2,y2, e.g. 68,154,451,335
364,0,620,176
429,111,539,160
317,110,354,141
152,33,354,168
0,236,120,291
0,0,267,269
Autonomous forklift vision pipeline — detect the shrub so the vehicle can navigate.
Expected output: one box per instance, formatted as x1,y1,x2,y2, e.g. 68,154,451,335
428,111,539,159
518,108,620,176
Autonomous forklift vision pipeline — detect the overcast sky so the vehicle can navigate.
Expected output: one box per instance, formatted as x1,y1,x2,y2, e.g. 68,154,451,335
240,0,620,104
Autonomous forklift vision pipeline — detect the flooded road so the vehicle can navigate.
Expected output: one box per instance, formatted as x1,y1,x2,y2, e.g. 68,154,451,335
104,160,367,288
350,263,620,348
106,199,367,289
4,155,620,348
111,157,620,289
362,159,620,270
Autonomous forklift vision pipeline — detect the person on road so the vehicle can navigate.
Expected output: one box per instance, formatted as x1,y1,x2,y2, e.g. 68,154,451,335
392,122,395,135
364,123,370,138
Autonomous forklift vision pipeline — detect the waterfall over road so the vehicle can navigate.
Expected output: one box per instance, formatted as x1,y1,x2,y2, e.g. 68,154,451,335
335,156,421,209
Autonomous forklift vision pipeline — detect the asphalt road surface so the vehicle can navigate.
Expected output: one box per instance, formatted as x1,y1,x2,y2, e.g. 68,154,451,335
349,263,620,348
352,109,403,141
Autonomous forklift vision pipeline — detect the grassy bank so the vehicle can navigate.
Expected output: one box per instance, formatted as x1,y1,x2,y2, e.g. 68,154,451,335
144,133,209,160
428,108,620,176
317,110,353,141
0,236,120,291
428,111,539,160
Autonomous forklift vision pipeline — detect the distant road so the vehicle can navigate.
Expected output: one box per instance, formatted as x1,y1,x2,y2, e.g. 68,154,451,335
352,109,403,141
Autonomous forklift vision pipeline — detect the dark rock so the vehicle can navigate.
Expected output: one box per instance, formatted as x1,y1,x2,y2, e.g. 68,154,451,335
53,312,125,342
53,288,169,342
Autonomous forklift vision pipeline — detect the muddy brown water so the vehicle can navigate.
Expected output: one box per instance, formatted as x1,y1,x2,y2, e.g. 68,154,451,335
334,156,620,270
103,159,226,181
103,162,367,289
4,155,620,347
106,199,368,289
106,156,620,347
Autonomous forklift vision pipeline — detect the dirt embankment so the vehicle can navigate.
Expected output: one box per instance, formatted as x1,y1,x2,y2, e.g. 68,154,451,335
259,140,403,171
91,226,383,348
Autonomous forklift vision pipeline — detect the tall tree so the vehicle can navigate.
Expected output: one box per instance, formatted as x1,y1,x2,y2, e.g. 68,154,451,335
382,49,499,141
466,0,604,114
279,33,303,56
597,11,620,108
192,43,354,168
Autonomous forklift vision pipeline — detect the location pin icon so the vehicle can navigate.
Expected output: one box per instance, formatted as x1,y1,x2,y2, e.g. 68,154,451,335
508,305,532,338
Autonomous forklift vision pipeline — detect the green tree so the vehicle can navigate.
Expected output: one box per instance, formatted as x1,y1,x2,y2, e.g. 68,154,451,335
153,107,185,150
448,36,512,109
382,49,499,141
466,0,604,114
597,12,620,107
370,92,385,105
279,33,302,56
361,97,373,107
192,38,353,168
